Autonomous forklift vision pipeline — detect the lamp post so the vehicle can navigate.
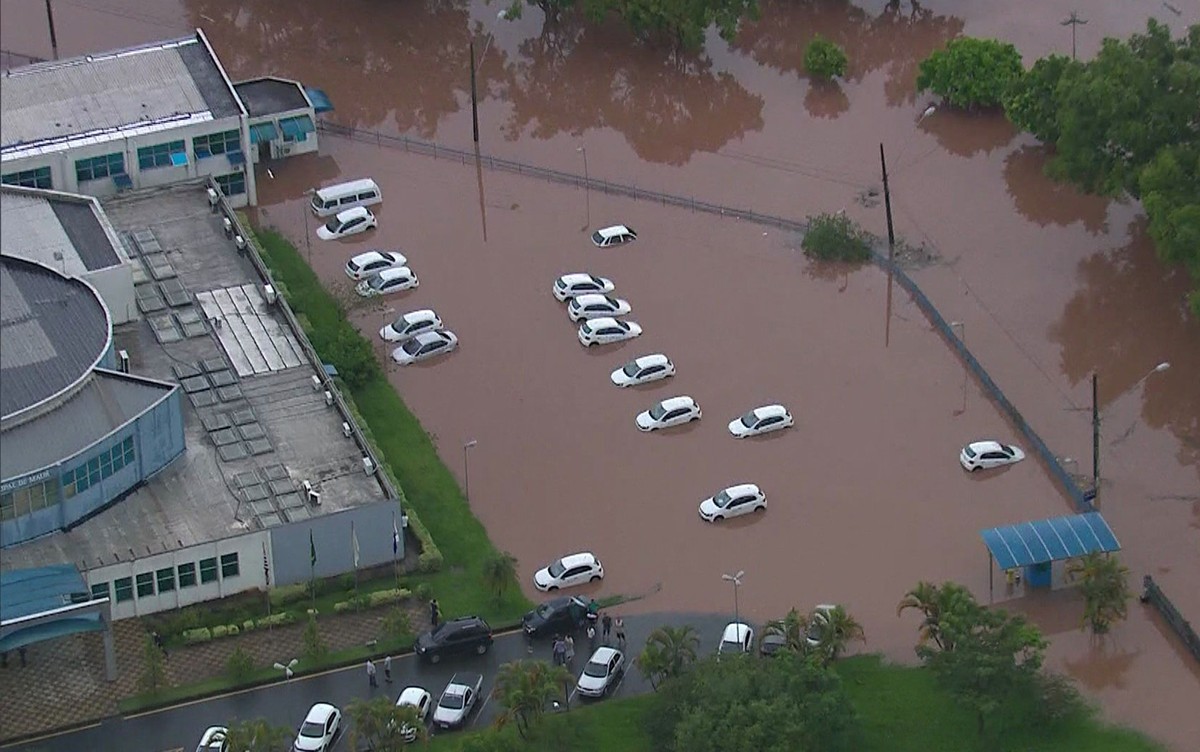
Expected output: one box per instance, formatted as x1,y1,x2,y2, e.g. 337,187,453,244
949,321,966,415
463,439,478,503
577,146,590,231
1092,362,1169,500
721,570,745,626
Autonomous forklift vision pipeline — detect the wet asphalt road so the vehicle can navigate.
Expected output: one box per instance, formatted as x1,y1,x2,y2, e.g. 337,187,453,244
6,612,731,752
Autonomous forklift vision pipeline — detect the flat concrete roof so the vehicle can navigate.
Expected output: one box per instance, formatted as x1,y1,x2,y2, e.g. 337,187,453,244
0,183,388,572
0,31,241,159
234,77,310,118
1,186,123,273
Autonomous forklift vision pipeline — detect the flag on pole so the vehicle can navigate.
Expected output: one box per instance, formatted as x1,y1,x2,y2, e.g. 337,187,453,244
262,541,271,587
352,522,361,569
392,514,400,557
309,529,317,568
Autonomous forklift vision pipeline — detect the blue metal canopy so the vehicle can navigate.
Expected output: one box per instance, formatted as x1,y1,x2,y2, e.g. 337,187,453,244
305,86,334,113
249,121,279,144
0,565,92,622
981,512,1120,570
279,115,315,139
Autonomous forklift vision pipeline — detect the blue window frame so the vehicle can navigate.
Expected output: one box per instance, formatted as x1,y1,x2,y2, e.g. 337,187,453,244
215,172,246,197
278,115,315,143
137,140,186,170
193,130,241,159
75,153,126,182
61,436,136,498
2,166,52,189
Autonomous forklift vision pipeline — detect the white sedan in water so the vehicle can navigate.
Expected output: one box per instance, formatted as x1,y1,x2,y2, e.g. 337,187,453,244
553,273,616,301
380,309,443,343
568,294,632,322
391,330,458,365
610,353,675,388
578,317,642,347
699,483,767,522
728,404,794,438
636,396,701,432
959,441,1025,472
345,250,408,280
355,267,418,297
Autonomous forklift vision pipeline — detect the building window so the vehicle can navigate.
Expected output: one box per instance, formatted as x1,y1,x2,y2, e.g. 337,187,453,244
1,478,59,519
156,567,175,593
199,557,218,584
278,115,315,143
178,562,197,588
75,152,126,183
193,130,241,159
220,552,240,579
114,577,134,603
91,582,110,601
2,166,52,189
62,437,135,498
135,572,155,598
214,172,246,197
136,140,186,170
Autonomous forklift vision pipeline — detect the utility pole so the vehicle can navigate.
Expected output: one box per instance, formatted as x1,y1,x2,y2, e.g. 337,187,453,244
1061,11,1088,61
45,0,60,60
1091,371,1100,502
880,144,897,348
469,41,480,144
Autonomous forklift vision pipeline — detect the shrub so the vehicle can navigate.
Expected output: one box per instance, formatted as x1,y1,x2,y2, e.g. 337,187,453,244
333,601,353,614
227,646,256,682
138,636,168,696
368,588,410,607
323,327,378,390
302,616,328,663
916,37,1024,109
339,574,357,593
805,36,848,80
256,611,297,629
226,624,240,637
212,625,230,639
242,619,257,632
269,583,309,608
415,583,434,603
801,213,874,262
382,608,414,642
182,627,213,644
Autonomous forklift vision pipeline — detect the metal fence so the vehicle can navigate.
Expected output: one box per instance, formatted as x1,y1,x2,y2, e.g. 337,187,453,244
319,122,1090,511
1,49,45,70
1142,575,1200,665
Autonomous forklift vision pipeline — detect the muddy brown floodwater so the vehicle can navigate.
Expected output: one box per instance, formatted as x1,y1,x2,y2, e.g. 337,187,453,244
4,0,1198,748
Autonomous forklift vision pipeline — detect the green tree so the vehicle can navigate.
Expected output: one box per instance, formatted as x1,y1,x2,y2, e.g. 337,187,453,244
381,607,414,643
347,695,425,751
636,625,700,689
586,0,761,52
804,36,848,80
808,605,865,664
503,0,578,24
493,659,574,739
1140,144,1200,317
915,587,1048,738
1067,552,1132,634
482,550,518,603
226,645,256,683
137,635,167,695
916,37,1024,109
897,580,977,651
647,652,861,752
223,718,292,751
1002,54,1077,142
321,327,378,389
801,212,873,262
762,608,810,654
301,615,327,663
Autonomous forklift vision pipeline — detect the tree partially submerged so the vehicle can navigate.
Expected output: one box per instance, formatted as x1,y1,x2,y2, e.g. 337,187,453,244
801,213,873,263
916,37,1023,109
804,36,849,80
1067,552,1132,635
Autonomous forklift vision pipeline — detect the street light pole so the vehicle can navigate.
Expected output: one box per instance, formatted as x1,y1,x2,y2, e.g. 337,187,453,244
949,321,966,415
463,439,478,503
721,570,744,625
577,146,590,231
1091,362,1169,502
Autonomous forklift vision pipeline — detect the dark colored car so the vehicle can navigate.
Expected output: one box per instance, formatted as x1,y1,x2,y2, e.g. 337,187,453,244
759,632,788,657
414,616,493,664
522,596,589,638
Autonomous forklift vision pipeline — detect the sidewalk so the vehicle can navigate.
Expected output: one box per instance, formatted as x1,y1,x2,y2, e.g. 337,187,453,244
0,602,430,743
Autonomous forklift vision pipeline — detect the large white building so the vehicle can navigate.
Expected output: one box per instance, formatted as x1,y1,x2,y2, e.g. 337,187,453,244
0,30,324,209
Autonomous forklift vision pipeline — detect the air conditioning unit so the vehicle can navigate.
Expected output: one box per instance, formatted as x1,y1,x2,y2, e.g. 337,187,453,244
363,457,376,475
222,217,233,236
323,390,333,406
234,235,247,254
263,284,277,305
207,188,219,208
342,421,352,438
117,349,130,373
303,480,320,505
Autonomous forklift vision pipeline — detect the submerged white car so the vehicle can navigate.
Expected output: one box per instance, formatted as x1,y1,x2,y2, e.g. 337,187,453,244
356,267,418,297
610,353,675,388
636,396,701,432
316,206,376,240
718,623,754,656
391,330,458,365
578,317,642,347
553,273,615,301
568,294,632,322
728,404,794,438
591,225,638,248
959,441,1025,472
380,309,443,342
699,483,766,522
533,552,604,591
345,250,407,280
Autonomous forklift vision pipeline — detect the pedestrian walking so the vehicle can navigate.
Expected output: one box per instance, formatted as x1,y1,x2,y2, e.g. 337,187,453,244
601,613,613,643
586,624,597,651
552,636,566,666
366,658,378,689
152,631,167,658
18,647,27,667
564,634,575,665
614,616,626,649
384,655,393,684
430,598,441,627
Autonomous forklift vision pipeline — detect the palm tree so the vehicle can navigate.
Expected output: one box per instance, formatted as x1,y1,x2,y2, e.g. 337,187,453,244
810,605,865,664
222,718,291,752
636,625,700,689
897,581,945,649
493,659,574,739
347,695,426,751
482,550,518,603
763,608,812,653
1067,552,1131,635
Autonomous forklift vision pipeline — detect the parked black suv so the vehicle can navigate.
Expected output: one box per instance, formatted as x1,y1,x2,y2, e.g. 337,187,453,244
415,616,494,664
522,596,588,639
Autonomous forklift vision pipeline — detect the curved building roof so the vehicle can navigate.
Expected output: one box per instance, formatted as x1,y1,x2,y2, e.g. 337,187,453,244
0,255,111,424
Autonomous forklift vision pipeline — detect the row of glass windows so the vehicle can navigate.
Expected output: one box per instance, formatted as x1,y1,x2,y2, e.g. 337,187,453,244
215,172,246,197
194,130,241,158
0,478,59,521
62,437,136,499
137,140,187,170
2,166,52,190
75,152,126,182
91,553,240,604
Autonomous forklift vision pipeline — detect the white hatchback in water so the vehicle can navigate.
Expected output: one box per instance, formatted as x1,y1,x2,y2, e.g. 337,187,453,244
355,267,418,297
610,353,675,388
553,273,616,301
567,294,632,322
345,250,407,280
391,330,458,365
699,483,767,522
728,404,794,438
380,309,443,342
578,317,642,347
636,396,701,432
959,441,1025,472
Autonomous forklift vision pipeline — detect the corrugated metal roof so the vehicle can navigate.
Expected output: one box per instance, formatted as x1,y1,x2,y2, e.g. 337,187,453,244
1,33,239,153
980,512,1121,570
1,188,120,272
0,255,111,422
0,564,90,622
0,370,175,479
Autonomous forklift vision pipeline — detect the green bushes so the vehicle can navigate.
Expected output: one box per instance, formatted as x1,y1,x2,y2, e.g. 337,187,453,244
269,583,310,608
257,611,297,629
227,646,255,682
183,627,212,645
805,36,848,80
368,588,410,607
802,213,874,263
916,37,1023,109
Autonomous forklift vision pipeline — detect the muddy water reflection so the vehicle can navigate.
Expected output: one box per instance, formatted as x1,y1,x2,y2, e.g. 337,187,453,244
1003,146,1111,233
919,108,1017,158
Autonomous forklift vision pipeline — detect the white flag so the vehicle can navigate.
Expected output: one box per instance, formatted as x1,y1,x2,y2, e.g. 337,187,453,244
352,522,360,569
392,514,400,557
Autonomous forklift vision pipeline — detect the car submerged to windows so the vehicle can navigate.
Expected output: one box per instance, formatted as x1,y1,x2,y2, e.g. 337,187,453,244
380,309,442,342
355,267,418,297
391,330,458,365
345,250,407,280
591,225,638,248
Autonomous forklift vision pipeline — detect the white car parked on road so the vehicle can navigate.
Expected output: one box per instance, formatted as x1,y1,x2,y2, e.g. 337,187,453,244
568,293,632,322
293,703,341,752
195,726,227,752
610,353,675,388
553,273,615,301
391,330,458,365
578,317,642,347
380,309,443,342
636,396,701,432
356,267,418,297
728,404,794,438
396,686,432,742
345,250,407,280
534,552,604,591
432,673,483,731
959,441,1025,472
577,647,625,698
698,483,767,522
316,206,376,240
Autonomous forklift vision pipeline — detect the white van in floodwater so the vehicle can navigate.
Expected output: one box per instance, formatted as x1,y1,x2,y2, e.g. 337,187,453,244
310,178,382,217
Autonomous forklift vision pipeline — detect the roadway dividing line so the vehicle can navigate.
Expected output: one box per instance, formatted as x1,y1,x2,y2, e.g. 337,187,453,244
472,689,495,728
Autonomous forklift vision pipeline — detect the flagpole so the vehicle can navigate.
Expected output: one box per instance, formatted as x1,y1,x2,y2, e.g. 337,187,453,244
392,512,400,587
263,541,272,630
309,529,317,611
352,521,360,597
